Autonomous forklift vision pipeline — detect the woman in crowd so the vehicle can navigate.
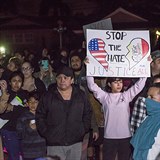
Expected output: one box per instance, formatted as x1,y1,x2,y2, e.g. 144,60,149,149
85,58,147,160
34,58,56,90
21,61,46,95
0,56,21,82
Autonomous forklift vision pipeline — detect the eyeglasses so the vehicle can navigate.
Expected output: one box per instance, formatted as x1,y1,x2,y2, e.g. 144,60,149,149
21,67,32,72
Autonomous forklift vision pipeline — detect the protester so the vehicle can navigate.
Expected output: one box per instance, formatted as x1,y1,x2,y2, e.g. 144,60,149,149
85,57,147,160
70,50,99,160
131,83,160,160
0,71,29,160
21,61,46,95
130,74,160,135
36,66,92,160
16,91,46,160
14,51,25,64
34,58,56,90
130,50,160,135
0,56,21,82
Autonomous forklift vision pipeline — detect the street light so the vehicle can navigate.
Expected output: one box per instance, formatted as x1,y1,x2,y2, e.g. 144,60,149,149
0,46,5,54
54,20,67,49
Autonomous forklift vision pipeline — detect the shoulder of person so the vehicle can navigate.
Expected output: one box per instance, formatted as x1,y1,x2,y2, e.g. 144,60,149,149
18,109,31,121
72,84,86,96
34,77,44,83
40,89,55,99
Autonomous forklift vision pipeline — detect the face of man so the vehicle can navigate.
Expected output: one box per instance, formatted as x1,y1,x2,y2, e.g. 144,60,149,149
15,53,24,62
56,74,74,91
70,56,82,72
147,87,160,102
151,58,160,75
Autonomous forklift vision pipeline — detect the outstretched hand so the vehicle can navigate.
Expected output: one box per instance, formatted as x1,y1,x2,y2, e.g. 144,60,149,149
0,80,8,93
83,57,89,65
147,55,152,62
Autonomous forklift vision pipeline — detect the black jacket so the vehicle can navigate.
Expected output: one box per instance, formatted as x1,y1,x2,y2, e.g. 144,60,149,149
35,85,92,146
0,89,29,131
16,110,46,159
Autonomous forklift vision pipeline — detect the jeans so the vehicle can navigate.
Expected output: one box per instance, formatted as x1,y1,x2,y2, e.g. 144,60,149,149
1,129,21,160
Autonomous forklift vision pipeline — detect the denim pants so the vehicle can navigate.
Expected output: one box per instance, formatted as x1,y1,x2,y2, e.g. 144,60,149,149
1,129,21,160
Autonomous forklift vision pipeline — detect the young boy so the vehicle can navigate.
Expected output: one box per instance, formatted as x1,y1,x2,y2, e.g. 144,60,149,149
16,91,46,160
131,83,160,160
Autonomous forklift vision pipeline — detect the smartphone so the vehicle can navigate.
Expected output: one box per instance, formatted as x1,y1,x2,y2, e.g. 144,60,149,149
30,119,36,124
41,60,49,71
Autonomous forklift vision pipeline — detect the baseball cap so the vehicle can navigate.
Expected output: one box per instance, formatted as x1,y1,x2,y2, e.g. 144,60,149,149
151,50,160,61
56,66,74,78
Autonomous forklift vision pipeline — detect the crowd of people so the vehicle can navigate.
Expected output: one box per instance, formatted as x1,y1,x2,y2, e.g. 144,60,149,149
0,45,160,160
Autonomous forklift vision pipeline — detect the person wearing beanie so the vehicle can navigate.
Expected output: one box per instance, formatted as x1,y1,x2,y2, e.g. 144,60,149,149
36,66,92,160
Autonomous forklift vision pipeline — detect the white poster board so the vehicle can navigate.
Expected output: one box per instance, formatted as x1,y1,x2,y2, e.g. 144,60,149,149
87,29,151,77
83,18,112,38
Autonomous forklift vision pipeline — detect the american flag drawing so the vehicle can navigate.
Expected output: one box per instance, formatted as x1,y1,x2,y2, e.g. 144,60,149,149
88,38,108,70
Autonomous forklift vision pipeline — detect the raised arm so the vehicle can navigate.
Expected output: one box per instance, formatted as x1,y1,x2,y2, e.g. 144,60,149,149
86,76,106,104
0,80,9,113
124,77,147,101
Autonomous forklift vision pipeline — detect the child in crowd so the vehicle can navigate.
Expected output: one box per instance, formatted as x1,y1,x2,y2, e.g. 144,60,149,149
16,91,46,160
131,83,160,160
86,58,147,160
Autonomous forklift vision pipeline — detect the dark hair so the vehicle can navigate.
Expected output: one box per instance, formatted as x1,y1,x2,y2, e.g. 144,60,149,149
153,74,160,81
9,70,24,83
38,57,50,67
69,49,84,62
107,77,123,84
56,66,74,78
148,82,160,95
106,77,124,92
22,60,34,69
14,51,25,57
27,91,41,101
149,82,160,89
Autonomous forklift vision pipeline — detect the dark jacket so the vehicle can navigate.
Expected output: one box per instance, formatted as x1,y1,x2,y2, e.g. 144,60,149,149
34,78,46,96
0,89,29,131
35,85,92,146
16,110,46,159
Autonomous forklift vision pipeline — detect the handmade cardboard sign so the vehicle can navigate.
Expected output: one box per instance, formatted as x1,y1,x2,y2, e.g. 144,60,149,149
86,29,151,77
83,18,113,38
